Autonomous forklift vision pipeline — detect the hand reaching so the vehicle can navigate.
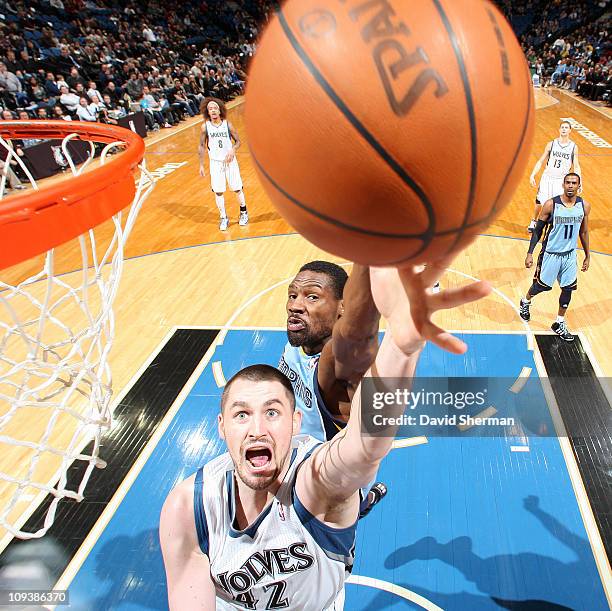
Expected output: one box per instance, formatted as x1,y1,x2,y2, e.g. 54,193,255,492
370,256,491,355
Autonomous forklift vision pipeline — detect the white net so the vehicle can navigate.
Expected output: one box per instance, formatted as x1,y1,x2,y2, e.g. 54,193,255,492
0,131,153,540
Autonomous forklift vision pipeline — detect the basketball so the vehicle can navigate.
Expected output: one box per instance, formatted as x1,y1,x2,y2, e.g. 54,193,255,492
245,0,535,266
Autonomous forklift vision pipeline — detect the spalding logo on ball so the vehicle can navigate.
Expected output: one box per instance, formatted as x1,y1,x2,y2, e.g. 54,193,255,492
246,0,534,266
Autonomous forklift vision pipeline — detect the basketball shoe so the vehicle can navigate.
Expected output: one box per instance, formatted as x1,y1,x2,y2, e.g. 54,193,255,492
551,321,574,342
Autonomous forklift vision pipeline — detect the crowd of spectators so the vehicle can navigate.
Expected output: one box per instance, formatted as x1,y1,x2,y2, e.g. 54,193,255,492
524,15,611,103
0,0,275,135
495,0,611,104
0,0,609,147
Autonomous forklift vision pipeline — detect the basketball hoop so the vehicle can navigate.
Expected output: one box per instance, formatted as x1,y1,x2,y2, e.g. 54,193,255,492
0,121,153,540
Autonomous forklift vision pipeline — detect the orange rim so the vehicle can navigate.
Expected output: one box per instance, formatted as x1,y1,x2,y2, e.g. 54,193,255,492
0,121,146,271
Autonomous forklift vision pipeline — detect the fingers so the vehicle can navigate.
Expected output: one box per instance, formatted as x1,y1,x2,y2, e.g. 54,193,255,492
428,281,491,311
422,320,468,355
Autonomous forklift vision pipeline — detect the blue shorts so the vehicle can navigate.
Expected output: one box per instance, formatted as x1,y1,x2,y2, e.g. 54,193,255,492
534,250,577,290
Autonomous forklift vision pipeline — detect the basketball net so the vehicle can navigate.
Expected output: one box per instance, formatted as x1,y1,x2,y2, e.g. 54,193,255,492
0,129,153,540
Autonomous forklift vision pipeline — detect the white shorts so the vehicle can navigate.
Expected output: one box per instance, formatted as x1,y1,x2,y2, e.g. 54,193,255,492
536,175,564,204
209,158,243,193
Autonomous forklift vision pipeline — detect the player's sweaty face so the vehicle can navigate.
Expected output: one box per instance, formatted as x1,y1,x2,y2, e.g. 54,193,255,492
286,272,341,350
219,379,299,491
559,124,571,137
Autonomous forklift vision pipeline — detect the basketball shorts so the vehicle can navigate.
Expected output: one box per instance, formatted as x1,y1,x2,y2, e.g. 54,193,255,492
209,158,243,193
534,250,577,290
536,176,564,205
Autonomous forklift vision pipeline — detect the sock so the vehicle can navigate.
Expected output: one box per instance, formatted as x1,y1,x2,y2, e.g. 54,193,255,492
215,194,226,218
236,190,246,209
522,298,531,304
556,315,565,323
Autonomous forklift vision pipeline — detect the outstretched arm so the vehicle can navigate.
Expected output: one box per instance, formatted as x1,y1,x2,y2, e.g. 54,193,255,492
296,260,491,526
317,264,380,420
160,477,216,610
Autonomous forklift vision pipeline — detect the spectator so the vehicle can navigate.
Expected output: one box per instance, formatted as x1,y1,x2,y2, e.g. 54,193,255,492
27,77,50,107
76,96,98,121
44,73,61,97
125,72,144,100
103,81,122,104
87,81,103,102
142,24,157,43
59,86,80,113
52,105,72,121
67,67,87,90
102,94,126,120
168,80,197,116
141,85,174,127
0,62,27,106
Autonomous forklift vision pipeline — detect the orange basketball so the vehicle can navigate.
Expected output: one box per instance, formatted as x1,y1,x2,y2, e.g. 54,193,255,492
245,0,535,266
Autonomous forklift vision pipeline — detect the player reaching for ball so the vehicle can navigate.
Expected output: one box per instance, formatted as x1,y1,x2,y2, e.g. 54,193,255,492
281,261,386,517
199,98,249,231
160,259,490,610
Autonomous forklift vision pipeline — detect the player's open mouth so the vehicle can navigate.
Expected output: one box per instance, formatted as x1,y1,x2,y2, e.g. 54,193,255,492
287,316,306,331
245,447,272,470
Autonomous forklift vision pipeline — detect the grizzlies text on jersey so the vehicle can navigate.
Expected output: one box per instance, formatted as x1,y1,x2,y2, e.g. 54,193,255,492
535,196,584,290
279,344,343,441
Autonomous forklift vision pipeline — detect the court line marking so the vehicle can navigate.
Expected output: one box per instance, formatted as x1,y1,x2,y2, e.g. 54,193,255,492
0,325,180,555
577,332,612,412
510,366,532,393
578,332,607,378
557,88,612,120
48,263,604,593
212,361,227,388
53,326,220,593
346,574,443,611
392,436,428,449
26,230,610,287
534,87,560,108
448,267,534,352
531,342,612,607
510,446,530,452
456,405,498,432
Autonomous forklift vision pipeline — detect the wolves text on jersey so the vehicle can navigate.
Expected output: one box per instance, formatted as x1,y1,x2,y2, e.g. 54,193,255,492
215,543,315,608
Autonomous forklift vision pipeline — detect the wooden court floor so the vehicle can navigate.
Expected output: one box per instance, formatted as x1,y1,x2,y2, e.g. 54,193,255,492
0,87,611,550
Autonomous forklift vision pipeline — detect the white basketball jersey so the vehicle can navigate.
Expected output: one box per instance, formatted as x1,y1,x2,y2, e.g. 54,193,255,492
194,435,355,610
279,344,331,441
206,119,233,161
543,139,575,178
